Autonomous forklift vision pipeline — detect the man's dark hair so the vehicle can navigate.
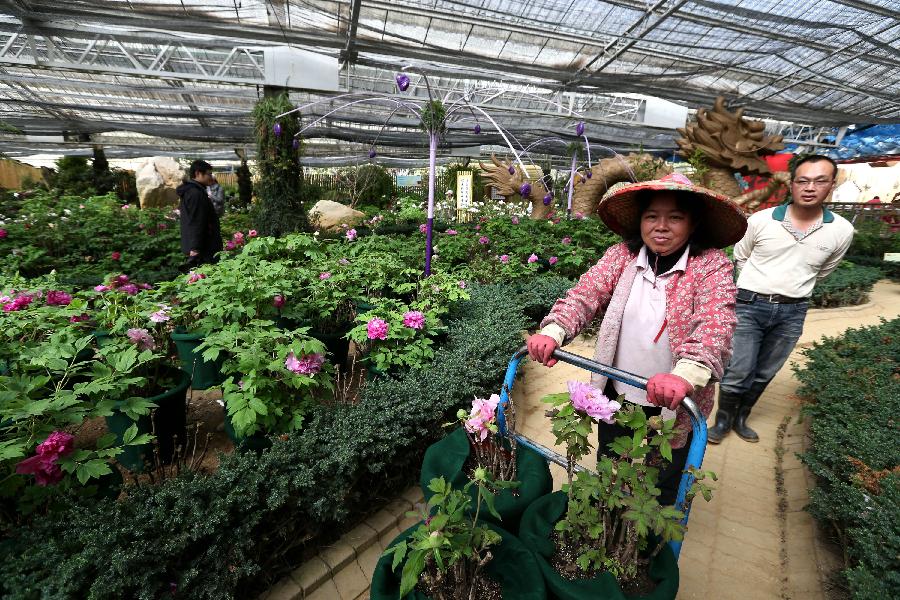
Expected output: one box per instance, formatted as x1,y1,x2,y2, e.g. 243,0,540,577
790,154,838,180
624,190,708,256
189,159,213,179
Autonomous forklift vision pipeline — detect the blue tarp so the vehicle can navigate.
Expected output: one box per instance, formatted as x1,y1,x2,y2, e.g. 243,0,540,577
824,124,900,160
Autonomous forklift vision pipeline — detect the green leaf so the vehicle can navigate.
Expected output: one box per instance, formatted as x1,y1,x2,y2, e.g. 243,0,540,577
75,459,112,485
398,549,425,598
123,423,138,445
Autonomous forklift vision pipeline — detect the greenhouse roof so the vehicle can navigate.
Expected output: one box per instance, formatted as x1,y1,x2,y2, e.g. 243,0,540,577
1,0,898,163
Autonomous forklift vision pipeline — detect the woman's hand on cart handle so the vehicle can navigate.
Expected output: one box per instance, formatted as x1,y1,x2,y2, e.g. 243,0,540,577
527,334,559,367
646,373,694,410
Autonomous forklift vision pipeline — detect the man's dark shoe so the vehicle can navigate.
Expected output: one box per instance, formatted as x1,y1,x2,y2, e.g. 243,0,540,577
708,393,739,444
733,406,759,442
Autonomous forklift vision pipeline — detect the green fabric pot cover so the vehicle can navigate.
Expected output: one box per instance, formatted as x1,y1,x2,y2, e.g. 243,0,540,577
171,328,225,390
420,427,553,535
104,369,191,472
223,408,272,453
370,521,547,600
518,491,679,600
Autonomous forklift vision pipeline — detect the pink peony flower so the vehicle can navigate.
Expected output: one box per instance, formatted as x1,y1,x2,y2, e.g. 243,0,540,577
445,229,458,235
233,231,244,242
45,290,72,306
0,229,7,239
285,351,325,375
225,241,236,250
464,394,501,442
110,251,121,261
149,304,171,323
3,293,33,312
272,294,285,309
94,284,109,292
248,229,258,238
511,216,519,224
479,236,490,245
70,313,90,323
121,204,130,210
549,256,558,265
126,328,156,351
37,432,75,457
567,380,621,424
157,222,167,230
458,280,467,289
499,254,510,263
419,224,427,233
345,228,357,241
119,283,139,295
366,317,389,340
319,272,331,280
561,237,571,245
187,271,206,284
402,310,425,329
114,275,129,285
139,283,152,290
15,453,64,486
475,225,481,231
338,258,350,265
575,211,585,220
528,253,539,263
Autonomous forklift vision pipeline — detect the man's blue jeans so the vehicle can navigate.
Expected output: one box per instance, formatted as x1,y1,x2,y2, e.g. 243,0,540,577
720,292,809,406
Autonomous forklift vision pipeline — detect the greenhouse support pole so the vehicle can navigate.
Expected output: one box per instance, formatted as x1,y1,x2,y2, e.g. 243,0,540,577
424,133,437,276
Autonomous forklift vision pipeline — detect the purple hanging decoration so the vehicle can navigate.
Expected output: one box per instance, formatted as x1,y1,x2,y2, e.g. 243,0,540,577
473,124,481,134
519,182,532,197
369,148,377,159
586,170,592,179
273,122,282,137
508,165,516,175
543,193,552,206
576,121,585,137
292,138,300,150
396,73,410,92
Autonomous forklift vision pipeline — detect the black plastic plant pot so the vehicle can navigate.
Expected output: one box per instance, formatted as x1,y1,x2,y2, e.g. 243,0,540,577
419,427,553,535
104,369,191,472
518,491,679,600
370,521,547,600
171,328,225,390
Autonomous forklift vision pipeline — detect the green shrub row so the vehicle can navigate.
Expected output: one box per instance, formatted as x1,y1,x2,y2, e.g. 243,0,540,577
0,280,563,599
810,262,883,308
794,318,900,599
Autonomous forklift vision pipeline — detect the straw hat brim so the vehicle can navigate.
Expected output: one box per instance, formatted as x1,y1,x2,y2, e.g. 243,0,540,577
597,179,748,248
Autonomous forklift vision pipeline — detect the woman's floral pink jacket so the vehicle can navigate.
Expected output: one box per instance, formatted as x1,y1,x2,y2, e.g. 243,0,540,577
540,242,738,447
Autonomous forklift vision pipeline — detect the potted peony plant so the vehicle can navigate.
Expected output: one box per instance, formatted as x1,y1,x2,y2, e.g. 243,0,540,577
419,393,553,534
518,381,715,599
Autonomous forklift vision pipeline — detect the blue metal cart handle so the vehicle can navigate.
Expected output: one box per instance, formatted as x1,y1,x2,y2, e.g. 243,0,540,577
496,346,708,560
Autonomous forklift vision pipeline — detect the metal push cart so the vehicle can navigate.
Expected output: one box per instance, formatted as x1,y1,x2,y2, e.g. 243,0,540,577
496,346,709,560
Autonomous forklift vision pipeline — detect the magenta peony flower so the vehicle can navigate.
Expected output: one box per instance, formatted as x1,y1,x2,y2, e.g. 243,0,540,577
70,313,90,323
445,229,457,235
561,237,571,245
285,351,325,375
225,241,236,250
366,317,389,340
0,228,7,238
119,283,139,295
402,310,425,330
187,271,206,283
475,224,481,231
37,431,75,457
15,453,64,486
478,236,489,245
3,293,33,312
158,222,167,230
46,291,72,306
126,328,156,351
114,274,129,286
272,294,285,309
568,380,620,424
419,224,427,233
528,253,538,263
511,216,519,224
319,272,331,280
346,228,357,241
248,229,258,238
499,254,510,263
549,256,558,265
94,284,109,292
111,251,121,261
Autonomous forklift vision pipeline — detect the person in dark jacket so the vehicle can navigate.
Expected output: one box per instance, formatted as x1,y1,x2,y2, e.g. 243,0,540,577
177,160,222,268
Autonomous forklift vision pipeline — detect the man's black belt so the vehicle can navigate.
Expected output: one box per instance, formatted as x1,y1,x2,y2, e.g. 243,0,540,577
737,289,810,304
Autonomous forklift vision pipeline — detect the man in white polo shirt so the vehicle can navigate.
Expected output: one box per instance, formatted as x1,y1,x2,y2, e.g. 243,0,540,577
709,155,854,444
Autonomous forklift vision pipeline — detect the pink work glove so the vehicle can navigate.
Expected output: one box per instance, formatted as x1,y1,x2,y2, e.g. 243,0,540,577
527,334,559,367
646,373,694,410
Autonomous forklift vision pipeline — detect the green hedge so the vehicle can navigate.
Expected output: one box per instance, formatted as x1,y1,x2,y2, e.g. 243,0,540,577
0,280,561,599
810,262,883,308
794,318,900,599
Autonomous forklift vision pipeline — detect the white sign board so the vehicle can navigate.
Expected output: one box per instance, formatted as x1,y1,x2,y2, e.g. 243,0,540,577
456,171,473,209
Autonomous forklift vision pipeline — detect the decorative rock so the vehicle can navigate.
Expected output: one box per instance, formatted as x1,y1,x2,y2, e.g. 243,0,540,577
136,157,183,208
308,200,366,232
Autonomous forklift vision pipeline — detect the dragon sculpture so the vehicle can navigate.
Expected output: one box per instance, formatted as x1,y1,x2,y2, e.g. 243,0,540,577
480,96,790,219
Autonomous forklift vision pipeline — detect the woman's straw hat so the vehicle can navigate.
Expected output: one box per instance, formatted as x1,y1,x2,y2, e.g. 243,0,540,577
597,173,748,248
